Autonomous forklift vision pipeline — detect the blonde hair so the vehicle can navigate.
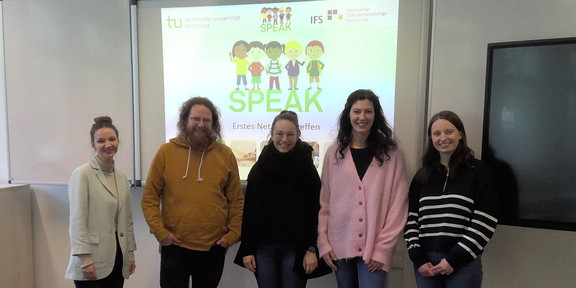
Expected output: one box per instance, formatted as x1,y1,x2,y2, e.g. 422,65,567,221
284,40,302,56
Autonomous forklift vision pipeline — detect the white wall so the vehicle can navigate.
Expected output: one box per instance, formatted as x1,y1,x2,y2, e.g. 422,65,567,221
393,0,430,286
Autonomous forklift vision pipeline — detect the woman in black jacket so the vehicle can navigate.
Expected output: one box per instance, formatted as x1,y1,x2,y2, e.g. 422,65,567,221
234,110,329,287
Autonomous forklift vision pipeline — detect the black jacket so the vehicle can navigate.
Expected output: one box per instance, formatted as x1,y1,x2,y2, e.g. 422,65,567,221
233,140,321,273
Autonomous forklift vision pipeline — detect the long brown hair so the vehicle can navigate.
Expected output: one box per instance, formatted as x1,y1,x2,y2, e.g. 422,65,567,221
418,111,475,184
335,89,396,166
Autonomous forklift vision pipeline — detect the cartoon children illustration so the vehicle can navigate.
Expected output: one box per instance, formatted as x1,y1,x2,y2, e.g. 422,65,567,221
229,40,250,90
285,7,292,24
284,40,305,90
261,7,268,24
305,40,325,90
247,41,265,90
265,41,284,90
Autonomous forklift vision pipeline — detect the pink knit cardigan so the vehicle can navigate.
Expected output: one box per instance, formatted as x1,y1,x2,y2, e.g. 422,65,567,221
317,143,409,272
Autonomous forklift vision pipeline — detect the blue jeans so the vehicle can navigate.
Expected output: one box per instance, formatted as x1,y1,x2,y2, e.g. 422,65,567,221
334,257,387,288
160,244,226,288
255,243,307,288
413,251,483,288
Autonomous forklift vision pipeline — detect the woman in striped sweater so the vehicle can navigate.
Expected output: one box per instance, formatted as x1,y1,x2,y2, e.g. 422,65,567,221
404,111,498,288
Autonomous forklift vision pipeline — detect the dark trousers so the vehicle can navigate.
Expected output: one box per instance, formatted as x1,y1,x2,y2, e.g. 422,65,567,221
254,243,307,288
160,244,226,288
74,233,124,288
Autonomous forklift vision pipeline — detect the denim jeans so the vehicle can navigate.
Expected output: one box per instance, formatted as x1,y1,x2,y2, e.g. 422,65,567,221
413,251,483,288
160,244,226,288
254,243,307,288
334,257,387,288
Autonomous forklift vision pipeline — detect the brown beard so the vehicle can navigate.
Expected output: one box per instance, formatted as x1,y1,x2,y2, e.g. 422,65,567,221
185,127,213,149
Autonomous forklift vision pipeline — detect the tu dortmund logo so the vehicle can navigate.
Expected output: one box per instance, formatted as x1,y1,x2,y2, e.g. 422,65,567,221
166,16,182,28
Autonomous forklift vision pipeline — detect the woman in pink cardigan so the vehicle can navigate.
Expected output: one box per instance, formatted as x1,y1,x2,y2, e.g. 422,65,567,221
317,89,409,287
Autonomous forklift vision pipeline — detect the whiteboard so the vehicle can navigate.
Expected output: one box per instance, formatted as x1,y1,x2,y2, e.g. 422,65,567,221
3,0,134,184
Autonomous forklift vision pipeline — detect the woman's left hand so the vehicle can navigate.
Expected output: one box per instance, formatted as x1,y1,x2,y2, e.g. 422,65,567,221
303,250,318,274
367,259,384,272
82,263,97,280
129,261,136,275
431,258,454,275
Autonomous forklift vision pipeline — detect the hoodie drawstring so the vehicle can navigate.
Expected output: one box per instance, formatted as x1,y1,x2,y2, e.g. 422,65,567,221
182,146,191,180
182,146,205,182
197,150,205,182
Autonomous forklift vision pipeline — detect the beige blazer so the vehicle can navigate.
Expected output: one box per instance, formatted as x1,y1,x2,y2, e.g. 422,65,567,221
65,158,136,280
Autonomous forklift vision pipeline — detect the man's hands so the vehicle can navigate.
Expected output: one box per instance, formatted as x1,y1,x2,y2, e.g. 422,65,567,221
159,233,181,246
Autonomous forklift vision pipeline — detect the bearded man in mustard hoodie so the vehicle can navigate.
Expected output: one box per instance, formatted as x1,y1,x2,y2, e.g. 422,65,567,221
142,96,243,288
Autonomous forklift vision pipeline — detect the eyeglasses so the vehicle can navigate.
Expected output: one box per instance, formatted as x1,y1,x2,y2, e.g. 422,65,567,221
273,131,296,139
188,117,212,125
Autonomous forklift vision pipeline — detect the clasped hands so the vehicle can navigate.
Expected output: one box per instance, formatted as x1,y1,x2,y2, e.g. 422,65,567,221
418,258,454,277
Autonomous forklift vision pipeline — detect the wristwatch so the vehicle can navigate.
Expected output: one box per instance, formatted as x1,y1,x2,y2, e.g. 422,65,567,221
307,246,317,253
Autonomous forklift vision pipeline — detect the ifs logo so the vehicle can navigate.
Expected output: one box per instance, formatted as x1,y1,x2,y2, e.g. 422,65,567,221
326,10,343,21
166,16,182,28
311,9,343,24
259,6,292,32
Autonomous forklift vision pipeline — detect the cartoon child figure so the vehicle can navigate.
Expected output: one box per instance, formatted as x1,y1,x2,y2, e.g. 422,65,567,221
247,41,265,90
267,8,273,23
229,40,250,90
273,7,279,24
279,7,285,25
305,40,325,90
284,40,305,90
285,7,292,24
261,7,268,24
265,41,284,90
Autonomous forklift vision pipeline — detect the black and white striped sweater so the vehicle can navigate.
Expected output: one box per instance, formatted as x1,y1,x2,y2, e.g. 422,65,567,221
404,159,498,270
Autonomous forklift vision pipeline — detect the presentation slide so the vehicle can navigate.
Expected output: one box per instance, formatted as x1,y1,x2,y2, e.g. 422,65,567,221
161,0,399,178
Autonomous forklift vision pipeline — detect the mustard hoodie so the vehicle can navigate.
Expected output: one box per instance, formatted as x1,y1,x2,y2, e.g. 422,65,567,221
141,135,243,251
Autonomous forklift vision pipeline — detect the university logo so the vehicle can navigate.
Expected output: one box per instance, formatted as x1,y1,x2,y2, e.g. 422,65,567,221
165,16,182,28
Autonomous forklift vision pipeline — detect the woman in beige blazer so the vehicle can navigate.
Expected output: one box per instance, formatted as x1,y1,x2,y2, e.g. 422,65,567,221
65,116,136,288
